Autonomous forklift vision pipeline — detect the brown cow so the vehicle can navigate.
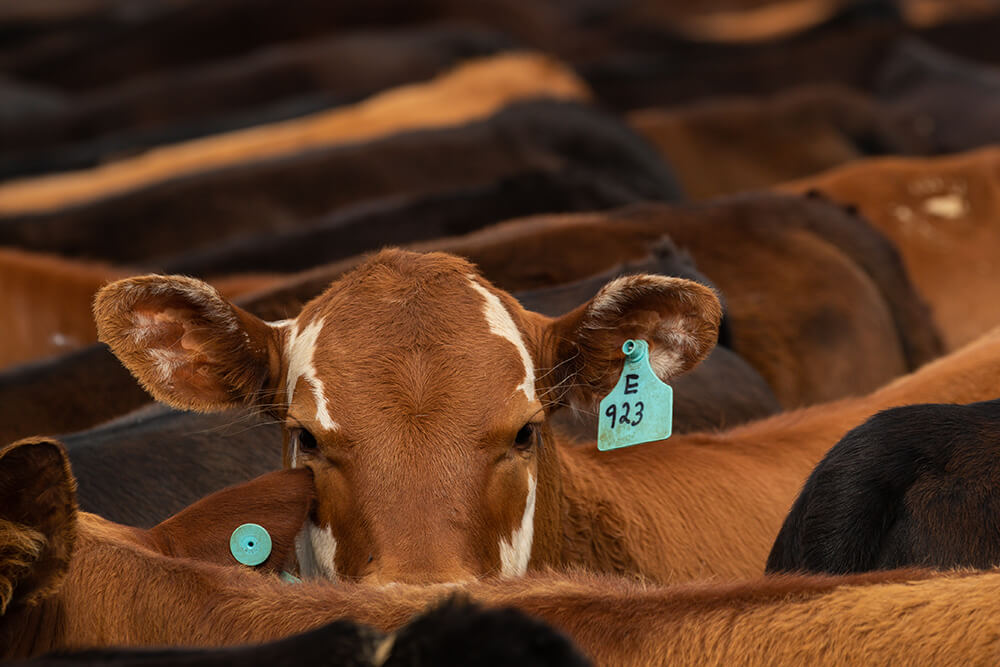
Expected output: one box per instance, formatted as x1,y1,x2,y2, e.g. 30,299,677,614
779,146,1000,350
96,249,994,585
0,247,283,369
0,52,588,216
629,84,929,199
3,437,1000,664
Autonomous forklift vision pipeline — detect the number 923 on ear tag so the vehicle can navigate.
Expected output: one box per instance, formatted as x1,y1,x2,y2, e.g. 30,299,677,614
598,339,673,451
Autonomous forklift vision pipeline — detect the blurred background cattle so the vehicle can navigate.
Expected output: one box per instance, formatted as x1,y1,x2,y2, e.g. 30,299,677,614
4,0,1000,663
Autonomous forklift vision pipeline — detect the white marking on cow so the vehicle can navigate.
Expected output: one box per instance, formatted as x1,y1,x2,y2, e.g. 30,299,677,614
284,317,338,431
469,278,535,401
499,474,536,578
372,634,397,667
295,521,338,581
923,194,967,219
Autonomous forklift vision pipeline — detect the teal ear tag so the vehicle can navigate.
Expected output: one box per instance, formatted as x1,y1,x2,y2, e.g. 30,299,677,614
230,523,272,566
597,339,673,451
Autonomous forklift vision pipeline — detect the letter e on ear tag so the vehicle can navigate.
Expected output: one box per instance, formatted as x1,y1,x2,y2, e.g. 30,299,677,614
598,339,672,451
230,523,272,567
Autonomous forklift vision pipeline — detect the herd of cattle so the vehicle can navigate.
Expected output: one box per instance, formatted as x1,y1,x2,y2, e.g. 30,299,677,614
4,0,1000,664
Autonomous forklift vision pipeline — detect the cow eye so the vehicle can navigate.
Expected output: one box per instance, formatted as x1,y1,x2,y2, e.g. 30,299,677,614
295,428,318,452
513,423,536,450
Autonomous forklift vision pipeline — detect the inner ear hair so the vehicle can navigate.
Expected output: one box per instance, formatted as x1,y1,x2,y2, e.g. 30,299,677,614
94,275,273,411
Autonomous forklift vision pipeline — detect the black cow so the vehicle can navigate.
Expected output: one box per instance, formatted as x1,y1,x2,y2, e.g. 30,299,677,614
767,398,1000,574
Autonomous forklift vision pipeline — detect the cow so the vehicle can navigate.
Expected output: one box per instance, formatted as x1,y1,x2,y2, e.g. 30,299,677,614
779,145,1000,350
767,397,1000,575
4,437,1000,665
0,99,678,263
57,249,776,529
0,438,587,665
629,84,930,200
94,248,998,585
0,52,589,216
0,24,514,178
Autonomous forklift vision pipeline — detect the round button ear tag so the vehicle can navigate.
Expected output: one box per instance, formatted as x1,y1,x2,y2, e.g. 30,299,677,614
230,523,272,566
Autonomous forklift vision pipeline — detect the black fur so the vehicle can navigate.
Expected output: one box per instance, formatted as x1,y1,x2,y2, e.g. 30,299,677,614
159,169,642,276
767,398,1000,574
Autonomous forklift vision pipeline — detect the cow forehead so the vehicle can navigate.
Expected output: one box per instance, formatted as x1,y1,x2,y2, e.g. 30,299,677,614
283,260,538,433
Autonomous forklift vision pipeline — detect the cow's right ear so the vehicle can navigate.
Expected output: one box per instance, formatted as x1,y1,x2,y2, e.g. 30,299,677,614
0,438,77,614
95,275,283,412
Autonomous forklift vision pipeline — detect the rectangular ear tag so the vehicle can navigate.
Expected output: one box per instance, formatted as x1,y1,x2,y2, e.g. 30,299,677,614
597,339,673,451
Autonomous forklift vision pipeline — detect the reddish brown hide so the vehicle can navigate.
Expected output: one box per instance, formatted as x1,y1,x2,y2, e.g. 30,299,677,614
779,146,1000,351
2,437,1000,665
0,247,283,370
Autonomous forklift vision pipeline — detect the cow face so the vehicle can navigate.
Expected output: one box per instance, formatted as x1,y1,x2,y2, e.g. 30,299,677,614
96,250,720,583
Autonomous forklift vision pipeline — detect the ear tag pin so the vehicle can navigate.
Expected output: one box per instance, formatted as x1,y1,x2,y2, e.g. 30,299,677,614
598,339,673,451
230,523,272,567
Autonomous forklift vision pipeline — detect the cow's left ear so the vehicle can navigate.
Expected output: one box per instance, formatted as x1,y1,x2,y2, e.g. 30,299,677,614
95,275,282,412
537,274,722,413
0,437,77,614
146,468,314,574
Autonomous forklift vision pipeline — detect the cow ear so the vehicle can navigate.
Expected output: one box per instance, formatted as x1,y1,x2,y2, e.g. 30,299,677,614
147,468,314,574
539,274,722,413
94,275,281,412
0,437,77,614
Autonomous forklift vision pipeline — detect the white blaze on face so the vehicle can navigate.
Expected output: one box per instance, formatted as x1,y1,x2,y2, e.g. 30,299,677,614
500,474,536,578
280,317,338,432
468,278,535,401
295,521,339,581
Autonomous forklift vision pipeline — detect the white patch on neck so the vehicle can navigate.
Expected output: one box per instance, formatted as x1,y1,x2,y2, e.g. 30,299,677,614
295,521,338,581
499,474,536,578
283,317,338,431
468,278,535,401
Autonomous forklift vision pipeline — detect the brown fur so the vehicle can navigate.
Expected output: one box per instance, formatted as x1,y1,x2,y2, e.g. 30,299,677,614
0,248,283,370
4,495,1000,664
630,84,929,200
135,468,314,572
779,146,1000,350
407,199,935,406
95,248,990,585
0,438,77,616
0,52,588,215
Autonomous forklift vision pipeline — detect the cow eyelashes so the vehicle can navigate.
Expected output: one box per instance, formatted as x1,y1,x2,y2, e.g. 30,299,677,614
513,423,537,450
295,428,318,453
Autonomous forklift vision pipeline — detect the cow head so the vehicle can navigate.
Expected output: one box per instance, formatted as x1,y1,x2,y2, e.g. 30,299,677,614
96,250,720,583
